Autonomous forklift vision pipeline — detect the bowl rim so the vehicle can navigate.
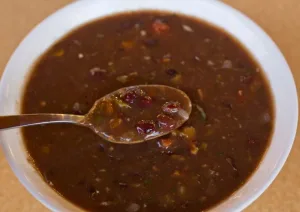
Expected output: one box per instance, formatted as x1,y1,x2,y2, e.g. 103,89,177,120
0,0,298,211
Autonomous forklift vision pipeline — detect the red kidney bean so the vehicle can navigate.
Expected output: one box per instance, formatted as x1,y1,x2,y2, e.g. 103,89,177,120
162,101,180,114
136,120,156,134
157,114,176,130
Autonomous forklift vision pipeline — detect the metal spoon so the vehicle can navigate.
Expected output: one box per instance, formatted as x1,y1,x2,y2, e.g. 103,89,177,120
0,85,192,144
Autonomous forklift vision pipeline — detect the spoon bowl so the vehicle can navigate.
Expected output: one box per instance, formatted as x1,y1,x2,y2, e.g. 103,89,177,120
82,85,192,143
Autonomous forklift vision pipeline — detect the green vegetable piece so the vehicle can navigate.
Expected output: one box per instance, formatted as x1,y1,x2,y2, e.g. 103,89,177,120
200,142,208,151
196,105,207,121
113,97,131,109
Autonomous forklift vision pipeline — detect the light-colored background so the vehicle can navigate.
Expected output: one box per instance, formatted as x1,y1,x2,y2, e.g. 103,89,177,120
0,0,299,211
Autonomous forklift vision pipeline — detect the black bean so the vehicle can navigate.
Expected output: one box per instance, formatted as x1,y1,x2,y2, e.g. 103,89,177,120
118,46,125,51
181,201,189,209
165,68,178,76
86,184,97,194
118,20,133,31
77,178,86,186
97,143,105,152
131,172,144,181
86,184,99,199
248,139,256,145
237,61,245,69
142,38,159,47
221,100,233,110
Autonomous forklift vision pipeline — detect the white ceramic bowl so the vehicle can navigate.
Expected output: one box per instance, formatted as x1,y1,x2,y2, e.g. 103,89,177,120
0,0,297,211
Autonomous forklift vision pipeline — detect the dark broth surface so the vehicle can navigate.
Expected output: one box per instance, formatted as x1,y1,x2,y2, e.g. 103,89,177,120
22,11,273,212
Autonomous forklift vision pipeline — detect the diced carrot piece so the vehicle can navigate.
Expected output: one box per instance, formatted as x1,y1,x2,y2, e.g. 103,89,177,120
197,89,204,101
237,90,244,103
152,166,159,171
116,75,129,84
162,58,171,63
99,101,114,116
53,49,64,57
172,170,181,177
182,126,196,140
152,20,170,34
170,74,182,84
190,144,199,155
160,138,173,148
41,146,50,154
106,103,114,115
171,155,185,161
109,118,122,129
121,41,134,49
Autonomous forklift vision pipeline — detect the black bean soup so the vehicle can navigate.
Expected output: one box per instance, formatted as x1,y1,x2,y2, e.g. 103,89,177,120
22,11,274,212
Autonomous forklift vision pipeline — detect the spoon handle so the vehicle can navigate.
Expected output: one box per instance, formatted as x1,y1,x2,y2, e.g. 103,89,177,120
0,114,85,130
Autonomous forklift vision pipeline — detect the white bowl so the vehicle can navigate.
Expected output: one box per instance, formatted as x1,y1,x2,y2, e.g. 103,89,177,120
0,0,297,211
